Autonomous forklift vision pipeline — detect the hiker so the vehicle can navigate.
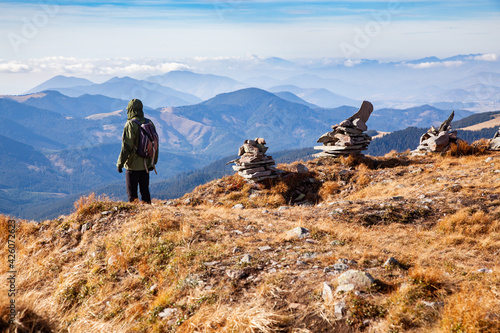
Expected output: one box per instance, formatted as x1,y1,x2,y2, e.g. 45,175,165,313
117,99,159,204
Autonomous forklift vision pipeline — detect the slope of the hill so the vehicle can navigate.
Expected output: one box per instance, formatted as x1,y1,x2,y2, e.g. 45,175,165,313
17,147,316,221
1,144,499,333
367,126,499,156
452,110,500,129
26,75,94,93
145,71,247,100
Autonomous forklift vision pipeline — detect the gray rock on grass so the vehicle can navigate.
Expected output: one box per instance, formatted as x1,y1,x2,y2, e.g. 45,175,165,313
285,227,310,239
337,270,375,290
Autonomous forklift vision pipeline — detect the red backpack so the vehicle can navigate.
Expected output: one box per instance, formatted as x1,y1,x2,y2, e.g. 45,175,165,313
131,119,159,173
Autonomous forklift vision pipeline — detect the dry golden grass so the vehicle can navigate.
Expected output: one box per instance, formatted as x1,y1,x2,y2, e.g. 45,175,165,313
318,181,340,200
2,149,500,332
437,208,499,237
445,139,491,157
179,301,290,333
439,278,500,333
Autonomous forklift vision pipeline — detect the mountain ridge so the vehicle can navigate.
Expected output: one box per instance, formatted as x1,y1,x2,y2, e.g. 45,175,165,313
2,149,499,332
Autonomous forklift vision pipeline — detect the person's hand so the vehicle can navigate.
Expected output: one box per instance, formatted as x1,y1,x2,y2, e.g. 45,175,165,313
117,166,123,173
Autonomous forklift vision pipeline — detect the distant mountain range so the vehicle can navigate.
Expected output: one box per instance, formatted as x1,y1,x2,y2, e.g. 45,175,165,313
26,72,360,109
27,75,202,108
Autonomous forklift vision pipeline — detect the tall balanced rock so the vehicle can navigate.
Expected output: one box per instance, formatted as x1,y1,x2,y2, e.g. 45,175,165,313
412,111,458,154
314,101,373,156
489,130,500,150
230,138,280,182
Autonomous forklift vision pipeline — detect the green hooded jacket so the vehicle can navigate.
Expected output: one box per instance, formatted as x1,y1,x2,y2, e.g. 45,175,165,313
117,99,159,171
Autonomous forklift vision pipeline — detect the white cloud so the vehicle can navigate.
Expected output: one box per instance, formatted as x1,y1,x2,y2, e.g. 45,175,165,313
0,61,30,73
472,53,498,61
157,62,190,72
343,59,362,67
0,57,191,76
406,60,465,69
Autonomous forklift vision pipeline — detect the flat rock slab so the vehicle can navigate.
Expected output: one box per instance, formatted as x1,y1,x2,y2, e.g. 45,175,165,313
241,170,272,179
240,167,266,175
314,145,367,151
238,160,275,167
322,282,334,303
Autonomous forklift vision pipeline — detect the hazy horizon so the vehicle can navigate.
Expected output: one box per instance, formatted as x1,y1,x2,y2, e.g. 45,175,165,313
1,0,499,109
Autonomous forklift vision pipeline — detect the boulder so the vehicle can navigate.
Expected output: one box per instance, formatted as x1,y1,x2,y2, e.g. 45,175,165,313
334,300,346,319
489,130,500,150
240,254,252,264
383,257,400,267
295,164,309,173
285,227,310,239
337,270,375,290
158,308,178,319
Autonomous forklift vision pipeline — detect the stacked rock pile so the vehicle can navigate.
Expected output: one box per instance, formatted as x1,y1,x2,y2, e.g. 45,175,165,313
230,138,280,182
314,101,373,157
489,130,500,150
412,111,458,154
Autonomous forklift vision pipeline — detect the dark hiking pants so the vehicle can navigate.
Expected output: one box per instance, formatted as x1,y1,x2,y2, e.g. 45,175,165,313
126,169,151,204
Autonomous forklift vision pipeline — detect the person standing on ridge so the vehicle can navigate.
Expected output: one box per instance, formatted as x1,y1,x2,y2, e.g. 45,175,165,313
117,99,159,204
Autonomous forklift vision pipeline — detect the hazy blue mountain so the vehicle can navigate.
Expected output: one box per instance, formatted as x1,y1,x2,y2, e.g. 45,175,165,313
367,125,499,156
242,75,282,88
0,135,72,218
272,91,319,108
146,70,247,100
0,134,53,173
431,102,480,110
26,75,94,94
404,56,442,65
165,88,332,154
281,74,367,98
0,117,65,150
154,88,475,155
264,57,296,67
442,54,483,62
440,86,500,103
368,105,473,132
0,98,101,147
269,85,359,108
27,76,202,108
452,110,500,128
5,90,129,118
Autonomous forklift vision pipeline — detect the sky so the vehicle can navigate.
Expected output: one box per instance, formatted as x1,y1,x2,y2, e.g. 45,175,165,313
1,0,499,94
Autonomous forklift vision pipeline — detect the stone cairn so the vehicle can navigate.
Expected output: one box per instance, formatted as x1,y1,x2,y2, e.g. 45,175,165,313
489,129,500,150
411,111,457,154
314,101,373,157
229,138,280,182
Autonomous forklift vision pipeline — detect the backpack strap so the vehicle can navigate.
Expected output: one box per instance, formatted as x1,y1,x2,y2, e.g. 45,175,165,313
131,118,142,126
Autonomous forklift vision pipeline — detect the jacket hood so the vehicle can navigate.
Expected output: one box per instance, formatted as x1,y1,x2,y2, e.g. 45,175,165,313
127,99,144,120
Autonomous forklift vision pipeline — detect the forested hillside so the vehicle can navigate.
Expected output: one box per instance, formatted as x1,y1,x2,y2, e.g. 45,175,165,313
368,127,499,156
